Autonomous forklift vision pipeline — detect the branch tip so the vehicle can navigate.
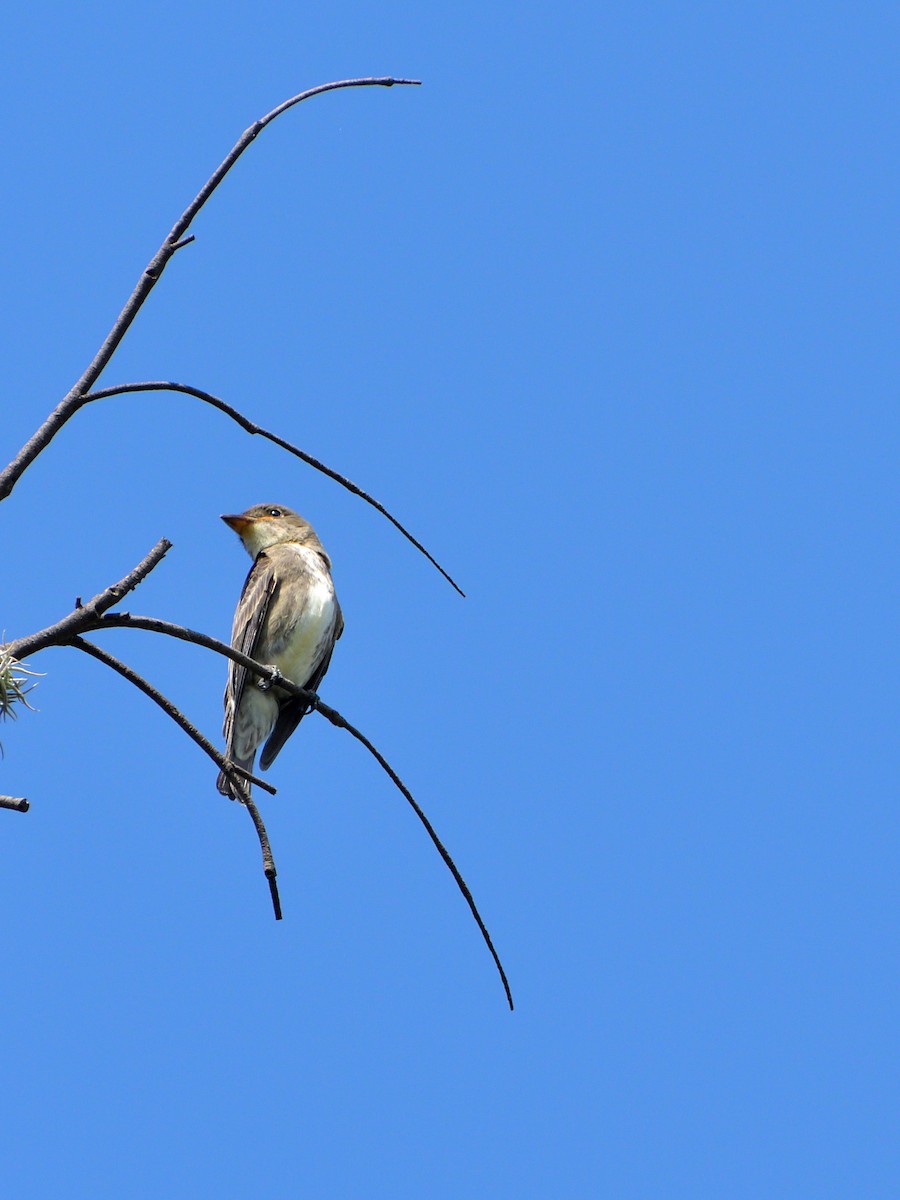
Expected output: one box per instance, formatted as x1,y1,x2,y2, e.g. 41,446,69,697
268,876,283,920
0,795,30,813
317,698,514,1010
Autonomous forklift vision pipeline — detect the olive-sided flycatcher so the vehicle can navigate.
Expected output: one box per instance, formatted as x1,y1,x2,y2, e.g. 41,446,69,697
217,504,343,799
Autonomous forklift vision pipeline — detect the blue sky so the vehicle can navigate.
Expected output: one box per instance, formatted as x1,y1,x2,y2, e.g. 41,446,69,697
2,2,899,1196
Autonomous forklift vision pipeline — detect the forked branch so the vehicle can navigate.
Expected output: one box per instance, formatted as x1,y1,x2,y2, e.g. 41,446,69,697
5,539,172,661
94,610,514,1009
1,80,502,1001
69,636,281,919
2,544,512,1006
0,77,418,502
0,76,459,597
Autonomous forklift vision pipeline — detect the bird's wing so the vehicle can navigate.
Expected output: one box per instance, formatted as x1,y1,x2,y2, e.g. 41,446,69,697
222,552,279,753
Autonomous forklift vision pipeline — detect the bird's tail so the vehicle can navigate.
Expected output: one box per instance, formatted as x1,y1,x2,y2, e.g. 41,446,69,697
217,754,255,802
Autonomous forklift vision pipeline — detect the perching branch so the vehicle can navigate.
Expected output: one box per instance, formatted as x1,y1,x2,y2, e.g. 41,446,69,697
80,382,464,596
1,539,256,788
0,77,419,505
3,82,503,1004
2,542,511,1006
92,611,513,1009
1,543,270,790
1,538,281,916
68,636,281,919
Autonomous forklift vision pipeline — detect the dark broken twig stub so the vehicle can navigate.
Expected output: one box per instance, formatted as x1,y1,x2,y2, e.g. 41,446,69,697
0,795,30,813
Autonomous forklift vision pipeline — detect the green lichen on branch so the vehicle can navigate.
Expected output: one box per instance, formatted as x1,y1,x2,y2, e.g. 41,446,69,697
0,647,43,724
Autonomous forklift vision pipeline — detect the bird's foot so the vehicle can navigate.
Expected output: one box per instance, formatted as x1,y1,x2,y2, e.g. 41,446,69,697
257,665,283,692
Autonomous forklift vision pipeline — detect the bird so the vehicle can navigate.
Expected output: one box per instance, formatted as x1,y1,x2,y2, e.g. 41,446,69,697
216,503,343,800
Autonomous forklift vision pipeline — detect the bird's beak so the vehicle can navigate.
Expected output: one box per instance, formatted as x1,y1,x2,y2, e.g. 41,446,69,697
221,513,252,534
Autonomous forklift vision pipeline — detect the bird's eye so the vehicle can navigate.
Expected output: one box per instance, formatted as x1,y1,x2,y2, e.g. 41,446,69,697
266,507,282,517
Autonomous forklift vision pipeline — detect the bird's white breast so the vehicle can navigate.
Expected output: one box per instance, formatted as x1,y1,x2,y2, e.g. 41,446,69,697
271,547,336,686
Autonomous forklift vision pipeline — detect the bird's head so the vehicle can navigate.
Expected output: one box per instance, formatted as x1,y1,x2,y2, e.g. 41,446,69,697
221,504,314,559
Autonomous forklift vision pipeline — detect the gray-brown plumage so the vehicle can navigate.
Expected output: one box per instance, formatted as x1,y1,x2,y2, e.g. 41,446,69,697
216,504,343,800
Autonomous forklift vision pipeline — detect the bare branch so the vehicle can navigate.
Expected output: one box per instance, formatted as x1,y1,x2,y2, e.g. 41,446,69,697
0,78,504,1001
80,382,464,596
68,636,275,796
3,540,172,661
68,637,282,919
2,539,506,998
94,611,513,1007
98,612,319,687
235,781,282,921
314,696,514,1011
0,795,29,813
3,540,170,662
165,77,420,256
0,77,420,502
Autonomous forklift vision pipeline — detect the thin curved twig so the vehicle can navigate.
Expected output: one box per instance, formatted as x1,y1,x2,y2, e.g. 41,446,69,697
80,382,464,596
314,696,514,1011
94,611,513,1008
69,636,281,918
0,77,420,502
